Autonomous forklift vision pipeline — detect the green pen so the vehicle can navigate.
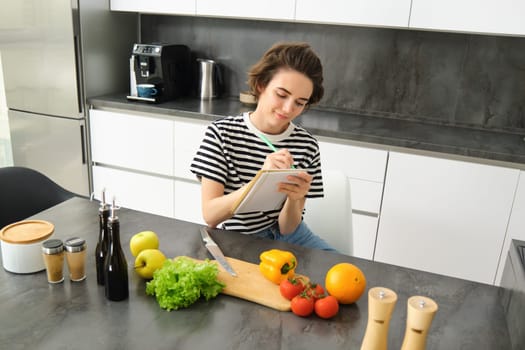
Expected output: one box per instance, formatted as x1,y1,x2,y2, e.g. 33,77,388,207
258,134,296,169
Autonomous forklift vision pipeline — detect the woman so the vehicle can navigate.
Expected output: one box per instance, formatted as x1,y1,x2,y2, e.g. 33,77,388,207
190,42,335,251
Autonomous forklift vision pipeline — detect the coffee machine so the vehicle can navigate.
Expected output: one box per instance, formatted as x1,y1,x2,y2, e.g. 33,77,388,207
127,43,191,103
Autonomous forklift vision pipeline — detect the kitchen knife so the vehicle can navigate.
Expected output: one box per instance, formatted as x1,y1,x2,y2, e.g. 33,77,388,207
200,227,237,277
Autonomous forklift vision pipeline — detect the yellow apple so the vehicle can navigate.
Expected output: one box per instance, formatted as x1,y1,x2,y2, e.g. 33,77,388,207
134,249,167,279
130,230,159,257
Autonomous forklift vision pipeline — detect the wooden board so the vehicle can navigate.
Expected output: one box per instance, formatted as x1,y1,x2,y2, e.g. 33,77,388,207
192,256,300,311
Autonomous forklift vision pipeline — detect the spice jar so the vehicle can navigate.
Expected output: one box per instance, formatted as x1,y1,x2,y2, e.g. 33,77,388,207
64,237,87,282
42,239,64,283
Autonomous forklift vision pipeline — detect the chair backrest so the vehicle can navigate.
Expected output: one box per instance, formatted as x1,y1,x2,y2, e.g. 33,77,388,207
0,166,75,229
304,170,353,255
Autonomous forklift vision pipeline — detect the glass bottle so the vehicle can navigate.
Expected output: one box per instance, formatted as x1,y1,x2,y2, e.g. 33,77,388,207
104,197,129,301
95,189,110,285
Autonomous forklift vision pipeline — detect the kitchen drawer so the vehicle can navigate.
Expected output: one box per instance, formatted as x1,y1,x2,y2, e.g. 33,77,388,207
90,109,174,177
352,213,378,260
318,140,387,182
92,165,174,218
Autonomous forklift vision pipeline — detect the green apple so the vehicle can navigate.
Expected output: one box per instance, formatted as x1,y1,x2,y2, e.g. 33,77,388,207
130,230,159,257
134,249,167,279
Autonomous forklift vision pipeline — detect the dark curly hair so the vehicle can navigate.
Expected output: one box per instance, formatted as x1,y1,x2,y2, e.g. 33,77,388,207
247,42,324,108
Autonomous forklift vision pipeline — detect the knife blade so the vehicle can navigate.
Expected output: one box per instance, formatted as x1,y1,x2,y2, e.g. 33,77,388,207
200,227,237,277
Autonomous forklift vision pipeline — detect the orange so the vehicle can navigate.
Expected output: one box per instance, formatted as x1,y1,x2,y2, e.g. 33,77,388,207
325,263,366,304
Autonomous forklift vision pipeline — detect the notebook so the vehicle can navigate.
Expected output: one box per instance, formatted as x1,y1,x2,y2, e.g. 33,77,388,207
231,169,307,214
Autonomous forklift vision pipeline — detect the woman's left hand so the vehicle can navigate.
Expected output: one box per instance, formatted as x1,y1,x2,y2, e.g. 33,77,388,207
278,172,312,201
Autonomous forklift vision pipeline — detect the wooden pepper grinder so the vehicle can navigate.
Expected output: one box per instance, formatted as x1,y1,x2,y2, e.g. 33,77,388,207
361,287,398,350
400,296,438,350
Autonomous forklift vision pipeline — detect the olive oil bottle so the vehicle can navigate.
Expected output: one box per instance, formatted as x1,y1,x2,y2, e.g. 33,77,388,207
104,198,129,301
95,189,109,285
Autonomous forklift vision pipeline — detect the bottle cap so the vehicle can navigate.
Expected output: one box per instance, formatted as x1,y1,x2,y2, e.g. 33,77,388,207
42,239,64,254
64,237,87,252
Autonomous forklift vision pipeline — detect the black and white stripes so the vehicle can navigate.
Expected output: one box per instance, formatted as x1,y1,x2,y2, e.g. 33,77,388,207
190,112,323,233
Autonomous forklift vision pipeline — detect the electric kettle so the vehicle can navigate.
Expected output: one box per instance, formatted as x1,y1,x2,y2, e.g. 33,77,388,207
197,58,222,99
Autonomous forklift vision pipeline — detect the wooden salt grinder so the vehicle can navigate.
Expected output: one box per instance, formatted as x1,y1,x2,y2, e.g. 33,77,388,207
361,287,398,350
400,296,438,350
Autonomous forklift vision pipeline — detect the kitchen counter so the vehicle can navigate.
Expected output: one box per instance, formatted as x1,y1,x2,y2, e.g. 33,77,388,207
89,94,525,169
0,197,514,349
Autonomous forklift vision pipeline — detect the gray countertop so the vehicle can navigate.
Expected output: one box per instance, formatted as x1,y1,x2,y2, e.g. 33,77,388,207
0,197,513,349
89,94,525,169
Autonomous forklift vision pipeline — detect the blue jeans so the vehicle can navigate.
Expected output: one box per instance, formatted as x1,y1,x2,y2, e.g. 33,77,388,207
254,220,338,252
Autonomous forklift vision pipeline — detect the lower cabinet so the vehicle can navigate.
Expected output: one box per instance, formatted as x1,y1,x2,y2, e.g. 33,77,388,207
316,138,388,260
375,151,520,285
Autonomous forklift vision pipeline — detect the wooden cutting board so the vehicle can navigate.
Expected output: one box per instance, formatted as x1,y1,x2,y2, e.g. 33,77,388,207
192,256,304,311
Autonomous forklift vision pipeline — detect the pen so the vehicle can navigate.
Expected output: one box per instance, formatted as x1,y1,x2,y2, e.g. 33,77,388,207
258,134,296,169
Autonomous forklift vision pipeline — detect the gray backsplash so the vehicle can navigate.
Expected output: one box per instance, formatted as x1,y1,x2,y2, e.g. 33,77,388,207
141,15,525,133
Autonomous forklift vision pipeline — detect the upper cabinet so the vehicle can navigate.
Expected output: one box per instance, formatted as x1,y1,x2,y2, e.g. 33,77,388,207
110,0,525,37
196,0,295,21
409,0,525,36
110,0,195,15
295,0,411,28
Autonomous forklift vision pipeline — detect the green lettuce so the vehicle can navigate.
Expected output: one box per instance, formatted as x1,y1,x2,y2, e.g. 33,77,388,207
146,256,225,311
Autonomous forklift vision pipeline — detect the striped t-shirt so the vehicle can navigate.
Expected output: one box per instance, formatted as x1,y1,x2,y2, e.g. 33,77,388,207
190,112,324,234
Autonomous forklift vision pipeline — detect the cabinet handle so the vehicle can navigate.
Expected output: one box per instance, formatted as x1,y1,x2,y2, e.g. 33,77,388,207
80,124,86,164
352,209,378,218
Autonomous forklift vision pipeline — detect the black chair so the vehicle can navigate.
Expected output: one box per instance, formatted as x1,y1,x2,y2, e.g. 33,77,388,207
0,166,76,229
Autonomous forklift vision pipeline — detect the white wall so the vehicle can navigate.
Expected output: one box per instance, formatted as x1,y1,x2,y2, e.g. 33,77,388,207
0,52,14,167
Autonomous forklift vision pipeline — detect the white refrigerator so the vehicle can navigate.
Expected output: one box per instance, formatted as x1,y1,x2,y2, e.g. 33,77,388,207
0,0,137,196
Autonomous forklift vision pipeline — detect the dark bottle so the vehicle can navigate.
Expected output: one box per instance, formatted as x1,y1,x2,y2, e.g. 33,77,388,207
104,198,129,301
95,189,109,285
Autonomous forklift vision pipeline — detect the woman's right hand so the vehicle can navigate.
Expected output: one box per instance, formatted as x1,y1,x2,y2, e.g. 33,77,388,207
262,149,295,170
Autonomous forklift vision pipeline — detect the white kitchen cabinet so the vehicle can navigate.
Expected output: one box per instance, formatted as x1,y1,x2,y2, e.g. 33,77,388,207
295,0,411,28
410,0,525,36
173,118,208,181
92,165,175,218
315,139,388,259
496,171,525,285
196,0,295,21
110,0,195,15
375,151,520,285
90,109,174,177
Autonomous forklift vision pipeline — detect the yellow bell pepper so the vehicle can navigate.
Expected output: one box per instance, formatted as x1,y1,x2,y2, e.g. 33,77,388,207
259,249,297,285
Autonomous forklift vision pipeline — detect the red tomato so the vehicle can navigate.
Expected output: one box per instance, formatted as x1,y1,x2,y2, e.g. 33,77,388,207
291,295,314,317
280,278,306,300
314,295,339,319
305,283,325,300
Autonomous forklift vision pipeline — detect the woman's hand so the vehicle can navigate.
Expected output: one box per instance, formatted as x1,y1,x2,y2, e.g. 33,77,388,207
279,172,312,201
262,149,295,170
277,172,312,234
